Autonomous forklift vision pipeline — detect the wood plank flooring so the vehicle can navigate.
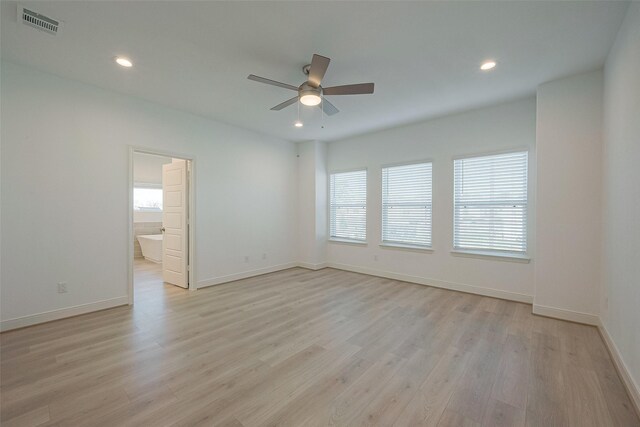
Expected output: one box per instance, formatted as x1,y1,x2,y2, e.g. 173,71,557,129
1,262,638,426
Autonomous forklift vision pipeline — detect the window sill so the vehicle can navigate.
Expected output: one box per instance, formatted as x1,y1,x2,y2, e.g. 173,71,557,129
379,243,433,253
450,249,530,263
328,238,368,246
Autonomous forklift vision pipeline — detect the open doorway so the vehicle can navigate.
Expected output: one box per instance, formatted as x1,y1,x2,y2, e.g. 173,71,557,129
128,148,196,305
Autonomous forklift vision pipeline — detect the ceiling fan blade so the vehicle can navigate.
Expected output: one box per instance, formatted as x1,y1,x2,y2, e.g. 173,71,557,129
270,96,299,111
307,54,330,88
248,75,298,91
318,97,339,116
323,83,375,96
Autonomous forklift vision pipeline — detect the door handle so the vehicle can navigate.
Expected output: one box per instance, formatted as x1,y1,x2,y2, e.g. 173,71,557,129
161,227,165,232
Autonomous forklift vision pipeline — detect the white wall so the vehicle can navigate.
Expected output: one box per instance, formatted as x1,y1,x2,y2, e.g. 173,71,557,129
326,97,537,301
602,2,640,401
534,70,604,322
0,61,298,324
315,143,328,266
297,141,317,265
297,141,328,268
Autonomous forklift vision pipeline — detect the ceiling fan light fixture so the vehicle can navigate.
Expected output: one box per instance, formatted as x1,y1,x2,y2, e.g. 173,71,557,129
300,93,322,106
248,53,374,117
294,120,303,128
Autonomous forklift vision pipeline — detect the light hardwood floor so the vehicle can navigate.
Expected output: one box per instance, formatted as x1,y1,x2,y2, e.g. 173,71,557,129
1,262,638,426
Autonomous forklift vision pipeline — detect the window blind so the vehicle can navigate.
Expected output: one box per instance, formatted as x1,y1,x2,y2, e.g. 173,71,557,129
382,162,432,247
330,170,367,241
454,151,528,253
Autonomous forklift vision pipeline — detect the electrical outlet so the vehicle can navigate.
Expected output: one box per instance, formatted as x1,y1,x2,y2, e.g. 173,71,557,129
262,253,267,260
57,282,68,293
244,256,249,263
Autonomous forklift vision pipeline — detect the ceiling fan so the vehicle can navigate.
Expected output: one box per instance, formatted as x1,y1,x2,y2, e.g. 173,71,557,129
248,54,374,116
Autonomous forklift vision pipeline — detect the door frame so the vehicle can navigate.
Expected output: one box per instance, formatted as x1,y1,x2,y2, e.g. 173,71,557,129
128,146,198,305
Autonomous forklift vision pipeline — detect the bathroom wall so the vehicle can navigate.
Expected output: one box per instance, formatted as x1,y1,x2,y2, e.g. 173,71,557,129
132,153,172,257
133,152,172,224
133,152,171,188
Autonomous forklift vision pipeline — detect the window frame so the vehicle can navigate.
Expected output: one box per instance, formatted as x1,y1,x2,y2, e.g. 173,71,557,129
380,159,434,251
328,167,368,244
451,149,530,260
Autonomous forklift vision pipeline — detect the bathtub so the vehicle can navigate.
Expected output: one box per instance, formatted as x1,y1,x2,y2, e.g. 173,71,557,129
137,234,163,263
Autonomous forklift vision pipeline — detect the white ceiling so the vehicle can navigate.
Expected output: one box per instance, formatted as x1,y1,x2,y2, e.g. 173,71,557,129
0,1,629,142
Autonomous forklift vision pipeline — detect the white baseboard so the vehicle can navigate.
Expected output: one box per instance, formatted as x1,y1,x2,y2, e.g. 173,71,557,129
297,262,328,271
198,261,533,305
532,304,599,325
326,262,533,304
598,320,640,417
0,296,128,332
531,303,640,417
197,262,299,289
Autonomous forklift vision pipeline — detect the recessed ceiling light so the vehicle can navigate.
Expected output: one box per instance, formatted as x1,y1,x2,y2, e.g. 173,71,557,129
480,60,496,71
294,120,303,128
115,57,133,68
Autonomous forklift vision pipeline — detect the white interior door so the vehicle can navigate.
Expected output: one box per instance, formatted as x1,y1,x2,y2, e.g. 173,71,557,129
162,159,188,288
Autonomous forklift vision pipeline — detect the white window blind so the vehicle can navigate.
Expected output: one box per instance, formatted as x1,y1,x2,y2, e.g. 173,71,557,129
382,162,432,247
330,170,367,242
454,151,528,253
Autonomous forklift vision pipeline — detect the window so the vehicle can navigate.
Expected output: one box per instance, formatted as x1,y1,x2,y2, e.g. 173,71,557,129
133,187,163,211
330,169,367,242
382,162,432,248
453,151,528,254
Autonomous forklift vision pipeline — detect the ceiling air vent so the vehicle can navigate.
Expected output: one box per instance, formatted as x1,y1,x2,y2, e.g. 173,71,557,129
19,6,61,35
